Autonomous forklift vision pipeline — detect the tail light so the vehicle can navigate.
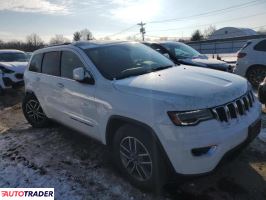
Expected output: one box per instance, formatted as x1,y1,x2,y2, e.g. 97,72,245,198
237,52,247,59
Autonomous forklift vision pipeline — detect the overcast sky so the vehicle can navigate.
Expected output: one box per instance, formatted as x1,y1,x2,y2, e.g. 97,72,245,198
0,0,265,42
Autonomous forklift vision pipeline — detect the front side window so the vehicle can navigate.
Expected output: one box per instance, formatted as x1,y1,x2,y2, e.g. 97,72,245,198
254,40,266,52
161,43,201,59
42,51,60,76
84,42,174,80
29,53,43,72
61,51,85,79
0,52,27,62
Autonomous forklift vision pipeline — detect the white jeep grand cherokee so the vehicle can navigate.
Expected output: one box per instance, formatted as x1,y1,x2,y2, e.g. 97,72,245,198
23,41,261,190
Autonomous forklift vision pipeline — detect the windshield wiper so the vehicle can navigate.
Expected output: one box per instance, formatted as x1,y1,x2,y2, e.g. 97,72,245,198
115,67,148,80
115,65,175,80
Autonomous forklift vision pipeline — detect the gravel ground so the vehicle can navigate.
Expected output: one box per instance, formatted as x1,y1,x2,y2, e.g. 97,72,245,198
0,88,265,200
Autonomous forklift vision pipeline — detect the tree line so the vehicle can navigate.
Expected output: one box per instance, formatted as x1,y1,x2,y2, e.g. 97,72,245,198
0,29,94,52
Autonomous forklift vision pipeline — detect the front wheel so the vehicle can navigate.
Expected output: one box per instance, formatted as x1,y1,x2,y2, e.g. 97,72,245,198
112,124,168,191
22,94,50,128
246,66,266,87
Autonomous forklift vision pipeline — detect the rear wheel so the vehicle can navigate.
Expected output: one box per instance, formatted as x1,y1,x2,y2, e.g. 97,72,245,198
112,124,168,191
0,86,4,96
22,94,50,128
246,66,266,87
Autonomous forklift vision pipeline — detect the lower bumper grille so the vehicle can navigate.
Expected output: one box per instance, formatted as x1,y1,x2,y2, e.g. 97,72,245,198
212,91,255,122
15,73,24,79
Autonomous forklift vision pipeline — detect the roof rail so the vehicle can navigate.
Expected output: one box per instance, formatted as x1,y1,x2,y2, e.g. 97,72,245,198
45,42,72,48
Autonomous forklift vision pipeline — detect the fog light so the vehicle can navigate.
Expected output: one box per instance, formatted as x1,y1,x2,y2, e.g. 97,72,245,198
191,145,217,156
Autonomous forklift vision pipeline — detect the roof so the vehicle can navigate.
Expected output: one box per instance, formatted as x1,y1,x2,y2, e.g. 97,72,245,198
0,49,25,54
72,40,128,49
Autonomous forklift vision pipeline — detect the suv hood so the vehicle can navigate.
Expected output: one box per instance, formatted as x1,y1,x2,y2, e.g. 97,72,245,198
180,58,229,71
114,66,248,110
0,62,27,73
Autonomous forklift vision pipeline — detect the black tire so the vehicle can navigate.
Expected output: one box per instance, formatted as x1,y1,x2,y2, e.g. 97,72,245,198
22,93,50,128
0,86,4,96
246,66,266,87
112,124,168,192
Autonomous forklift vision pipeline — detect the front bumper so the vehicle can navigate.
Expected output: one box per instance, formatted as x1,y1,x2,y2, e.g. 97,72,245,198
155,100,261,175
1,73,24,89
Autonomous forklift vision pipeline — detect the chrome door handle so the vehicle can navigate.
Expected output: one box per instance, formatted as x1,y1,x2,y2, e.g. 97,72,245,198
57,83,64,88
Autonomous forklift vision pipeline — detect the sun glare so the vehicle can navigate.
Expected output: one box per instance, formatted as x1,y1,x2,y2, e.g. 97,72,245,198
112,0,161,23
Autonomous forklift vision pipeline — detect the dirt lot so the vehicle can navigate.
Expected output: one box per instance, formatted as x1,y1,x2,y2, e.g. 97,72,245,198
0,88,265,200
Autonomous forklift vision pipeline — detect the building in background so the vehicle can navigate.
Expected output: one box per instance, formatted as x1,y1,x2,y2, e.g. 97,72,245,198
208,27,257,40
186,27,265,55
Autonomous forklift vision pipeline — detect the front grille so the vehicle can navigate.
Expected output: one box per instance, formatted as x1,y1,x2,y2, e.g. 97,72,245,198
212,91,255,122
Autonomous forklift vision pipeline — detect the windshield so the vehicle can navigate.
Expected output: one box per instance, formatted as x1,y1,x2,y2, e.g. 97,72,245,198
85,42,174,80
0,52,27,62
161,43,201,59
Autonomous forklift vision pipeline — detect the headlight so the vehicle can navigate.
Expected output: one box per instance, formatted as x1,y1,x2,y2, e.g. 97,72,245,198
167,109,214,126
0,66,14,74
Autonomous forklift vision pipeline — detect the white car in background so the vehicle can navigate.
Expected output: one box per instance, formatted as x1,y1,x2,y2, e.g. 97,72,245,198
0,50,28,94
234,38,266,87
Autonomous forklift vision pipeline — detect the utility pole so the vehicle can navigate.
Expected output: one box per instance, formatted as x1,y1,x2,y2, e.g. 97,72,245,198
137,21,146,41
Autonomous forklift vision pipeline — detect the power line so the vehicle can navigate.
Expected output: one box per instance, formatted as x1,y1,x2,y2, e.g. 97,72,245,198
106,25,137,38
147,0,261,24
145,24,266,39
105,0,264,39
148,12,266,33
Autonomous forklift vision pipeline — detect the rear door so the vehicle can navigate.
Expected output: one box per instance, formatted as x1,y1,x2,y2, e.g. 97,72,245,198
56,50,98,139
38,51,62,119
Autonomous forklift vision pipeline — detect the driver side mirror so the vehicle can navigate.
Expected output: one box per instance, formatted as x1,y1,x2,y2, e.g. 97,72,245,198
73,67,95,85
163,53,170,58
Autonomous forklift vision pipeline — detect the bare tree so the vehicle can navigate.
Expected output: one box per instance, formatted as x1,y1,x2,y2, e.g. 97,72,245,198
50,34,70,45
203,25,216,39
73,32,81,41
80,29,93,40
26,33,43,47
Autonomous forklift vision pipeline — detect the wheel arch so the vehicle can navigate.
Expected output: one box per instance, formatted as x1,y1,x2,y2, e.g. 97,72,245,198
245,64,266,77
105,115,176,174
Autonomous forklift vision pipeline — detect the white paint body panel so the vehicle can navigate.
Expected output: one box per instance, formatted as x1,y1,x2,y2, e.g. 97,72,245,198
235,38,266,77
0,61,27,89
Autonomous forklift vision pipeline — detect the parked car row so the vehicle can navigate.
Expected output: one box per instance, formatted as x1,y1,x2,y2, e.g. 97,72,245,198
21,41,261,191
0,39,265,190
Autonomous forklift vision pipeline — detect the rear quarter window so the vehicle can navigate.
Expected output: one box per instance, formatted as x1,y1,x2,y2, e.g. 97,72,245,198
29,53,43,72
254,40,266,52
42,51,60,76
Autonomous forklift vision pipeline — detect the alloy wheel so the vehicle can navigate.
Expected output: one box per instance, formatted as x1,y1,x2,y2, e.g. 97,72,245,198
25,100,46,123
119,136,152,181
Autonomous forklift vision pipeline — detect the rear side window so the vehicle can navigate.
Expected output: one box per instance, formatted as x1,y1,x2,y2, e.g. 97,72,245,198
241,41,252,51
29,53,43,72
42,51,60,76
61,51,85,79
254,40,266,51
